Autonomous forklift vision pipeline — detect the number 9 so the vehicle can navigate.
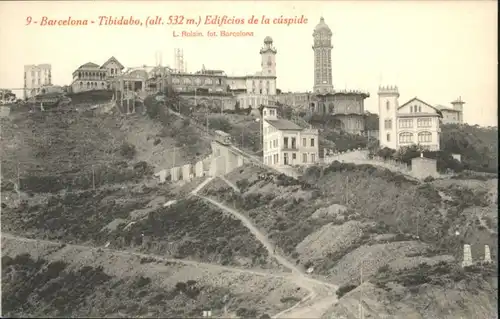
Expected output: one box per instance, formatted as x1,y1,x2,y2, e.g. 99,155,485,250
26,16,32,25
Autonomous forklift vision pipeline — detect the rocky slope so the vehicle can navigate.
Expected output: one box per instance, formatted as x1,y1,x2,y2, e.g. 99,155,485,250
201,163,498,318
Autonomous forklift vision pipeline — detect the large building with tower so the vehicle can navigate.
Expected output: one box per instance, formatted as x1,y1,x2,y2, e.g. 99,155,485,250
275,17,369,135
377,85,443,151
143,37,278,111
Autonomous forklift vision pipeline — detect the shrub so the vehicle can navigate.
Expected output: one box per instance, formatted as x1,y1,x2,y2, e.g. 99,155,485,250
208,116,232,132
119,142,136,159
336,284,358,298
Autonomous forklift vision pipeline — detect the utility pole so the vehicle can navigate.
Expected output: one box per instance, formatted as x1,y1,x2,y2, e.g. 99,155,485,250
132,81,136,114
172,147,176,168
359,262,364,319
92,165,95,191
346,176,349,204
17,161,20,190
223,295,228,317
220,95,223,115
206,113,209,135
416,211,419,239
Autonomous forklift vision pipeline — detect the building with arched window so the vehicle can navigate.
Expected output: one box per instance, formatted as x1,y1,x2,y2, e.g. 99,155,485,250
378,85,443,151
70,56,124,94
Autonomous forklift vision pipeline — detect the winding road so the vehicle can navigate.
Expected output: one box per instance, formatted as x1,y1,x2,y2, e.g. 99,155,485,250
2,176,339,318
194,178,338,318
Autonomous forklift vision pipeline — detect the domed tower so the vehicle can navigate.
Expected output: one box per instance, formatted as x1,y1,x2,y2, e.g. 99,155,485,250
312,17,333,93
260,36,277,77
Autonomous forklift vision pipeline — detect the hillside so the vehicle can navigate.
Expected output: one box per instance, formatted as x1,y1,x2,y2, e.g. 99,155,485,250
2,237,305,318
440,124,498,173
201,163,498,318
0,93,292,316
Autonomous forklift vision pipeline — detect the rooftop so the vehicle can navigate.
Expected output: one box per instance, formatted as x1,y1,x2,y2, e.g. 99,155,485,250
265,119,303,131
435,104,460,112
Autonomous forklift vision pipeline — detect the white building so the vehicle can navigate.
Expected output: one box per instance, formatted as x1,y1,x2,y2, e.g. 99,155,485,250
262,106,319,167
24,64,52,99
435,97,465,124
378,86,443,151
71,56,124,93
228,36,277,109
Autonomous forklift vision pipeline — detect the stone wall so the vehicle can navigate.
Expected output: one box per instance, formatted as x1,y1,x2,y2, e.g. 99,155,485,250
0,106,11,118
411,157,439,179
323,148,370,164
209,156,226,177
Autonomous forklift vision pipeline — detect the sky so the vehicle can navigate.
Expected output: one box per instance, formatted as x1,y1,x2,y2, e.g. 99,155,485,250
0,0,497,126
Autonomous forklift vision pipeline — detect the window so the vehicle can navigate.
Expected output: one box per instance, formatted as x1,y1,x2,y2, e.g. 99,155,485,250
410,106,413,113
399,132,413,143
302,153,307,163
204,78,212,85
270,110,275,116
418,131,432,143
311,153,316,162
302,138,306,147
284,137,289,148
310,138,315,147
263,110,267,116
386,133,391,142
399,119,412,128
417,118,432,127
292,153,297,160
384,119,392,129
274,154,279,164
418,106,422,112
386,101,390,110
291,138,296,149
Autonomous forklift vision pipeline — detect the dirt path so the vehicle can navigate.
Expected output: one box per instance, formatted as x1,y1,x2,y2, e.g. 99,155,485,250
1,232,286,279
197,194,339,318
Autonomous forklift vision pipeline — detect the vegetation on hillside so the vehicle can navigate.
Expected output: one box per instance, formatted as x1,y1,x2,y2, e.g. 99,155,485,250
2,184,270,267
203,162,496,274
373,261,497,291
144,95,209,156
67,90,114,105
1,253,271,318
440,124,498,173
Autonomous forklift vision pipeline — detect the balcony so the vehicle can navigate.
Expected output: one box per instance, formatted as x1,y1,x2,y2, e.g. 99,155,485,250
282,146,298,151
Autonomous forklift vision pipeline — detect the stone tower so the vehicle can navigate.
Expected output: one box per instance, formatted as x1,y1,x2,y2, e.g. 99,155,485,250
312,17,333,93
260,36,277,77
450,96,465,124
378,86,400,150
